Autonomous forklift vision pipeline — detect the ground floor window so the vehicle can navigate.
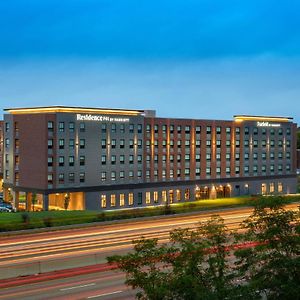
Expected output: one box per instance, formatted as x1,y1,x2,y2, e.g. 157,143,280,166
154,191,158,203
128,193,134,205
162,191,167,202
261,183,267,195
185,189,190,200
176,189,181,201
101,195,106,208
111,194,116,207
169,190,174,203
270,183,275,193
278,182,283,193
120,194,125,206
146,192,151,204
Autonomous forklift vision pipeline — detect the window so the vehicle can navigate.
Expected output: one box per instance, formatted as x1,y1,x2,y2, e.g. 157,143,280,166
216,140,221,148
262,140,267,147
138,192,143,205
111,155,116,165
101,195,106,208
226,127,231,134
111,123,116,133
177,125,181,133
253,140,258,147
59,156,64,166
59,139,64,149
253,153,258,160
48,139,53,149
270,165,275,172
101,155,106,165
206,153,211,161
129,124,134,133
120,171,125,179
48,121,54,131
176,190,181,201
101,172,106,181
206,126,211,134
154,125,159,133
137,124,142,133
184,189,190,200
253,127,258,135
177,140,181,148
235,166,240,174
170,169,174,178
120,155,125,164
58,173,64,184
226,167,230,174
185,154,190,161
206,167,211,175
120,194,125,206
120,124,125,133
48,157,53,167
59,122,65,132
129,155,134,164
69,122,75,132
110,195,116,207
47,174,53,184
196,140,201,147
101,139,106,149
177,169,181,178
196,126,201,134
69,156,75,166
185,168,190,176
185,126,190,133
80,139,85,149
146,192,151,204
80,156,85,166
128,193,134,205
253,165,258,172
5,122,9,132
235,140,240,147
129,139,134,149
244,140,249,147
270,152,275,160
111,171,116,181
79,122,85,132
162,191,167,202
196,168,201,176
235,153,240,161
137,170,142,178
206,140,211,147
120,139,125,149
154,191,158,203
111,139,116,149
216,126,221,134
226,153,230,161
69,139,75,149
101,123,107,133
286,128,291,135
278,182,283,193
69,173,75,182
261,183,267,195
262,153,267,160
129,170,134,178
170,125,174,133
80,172,85,183
138,139,142,149
177,154,181,162
244,166,249,173
244,153,249,160
270,183,275,193
185,140,190,147
286,152,291,159
137,155,142,164
278,128,283,135
196,154,201,162
216,153,221,161
226,140,231,147
244,127,249,135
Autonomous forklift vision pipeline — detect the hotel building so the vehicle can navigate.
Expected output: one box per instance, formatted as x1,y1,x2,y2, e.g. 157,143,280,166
1,106,297,211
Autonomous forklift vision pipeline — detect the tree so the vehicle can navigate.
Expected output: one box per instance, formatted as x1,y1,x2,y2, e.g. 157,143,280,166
234,197,300,300
108,216,241,300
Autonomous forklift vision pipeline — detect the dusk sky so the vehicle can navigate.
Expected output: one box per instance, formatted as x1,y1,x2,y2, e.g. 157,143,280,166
0,0,300,123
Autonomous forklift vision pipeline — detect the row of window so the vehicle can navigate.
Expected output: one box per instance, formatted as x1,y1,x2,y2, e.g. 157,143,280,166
47,138,143,150
48,121,143,134
146,124,291,136
145,164,292,178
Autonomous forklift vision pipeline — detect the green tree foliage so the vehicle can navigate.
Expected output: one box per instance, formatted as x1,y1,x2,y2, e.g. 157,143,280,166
234,197,300,300
108,198,300,299
108,216,243,300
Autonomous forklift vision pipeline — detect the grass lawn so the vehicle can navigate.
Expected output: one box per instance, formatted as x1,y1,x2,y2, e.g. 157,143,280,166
0,194,299,232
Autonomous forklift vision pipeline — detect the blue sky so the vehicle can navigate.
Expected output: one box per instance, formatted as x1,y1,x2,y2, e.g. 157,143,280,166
0,0,300,122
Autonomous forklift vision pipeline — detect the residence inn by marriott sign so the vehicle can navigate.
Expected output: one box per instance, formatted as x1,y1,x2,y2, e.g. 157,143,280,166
76,113,130,123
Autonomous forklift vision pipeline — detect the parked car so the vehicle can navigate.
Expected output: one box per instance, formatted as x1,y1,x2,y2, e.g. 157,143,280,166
0,201,16,212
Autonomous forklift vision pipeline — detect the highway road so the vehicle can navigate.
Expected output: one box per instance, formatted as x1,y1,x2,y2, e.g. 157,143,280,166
0,203,298,279
0,269,135,300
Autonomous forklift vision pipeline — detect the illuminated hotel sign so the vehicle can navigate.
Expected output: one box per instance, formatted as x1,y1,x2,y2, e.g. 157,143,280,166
257,121,281,128
76,114,130,123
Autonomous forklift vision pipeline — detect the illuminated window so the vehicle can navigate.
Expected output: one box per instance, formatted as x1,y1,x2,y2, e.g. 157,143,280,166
169,190,174,203
184,189,190,200
270,183,275,193
110,195,116,207
146,192,151,204
128,193,134,205
120,194,125,206
176,189,181,201
278,182,283,193
101,195,106,208
154,191,158,203
261,183,267,195
162,191,167,202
